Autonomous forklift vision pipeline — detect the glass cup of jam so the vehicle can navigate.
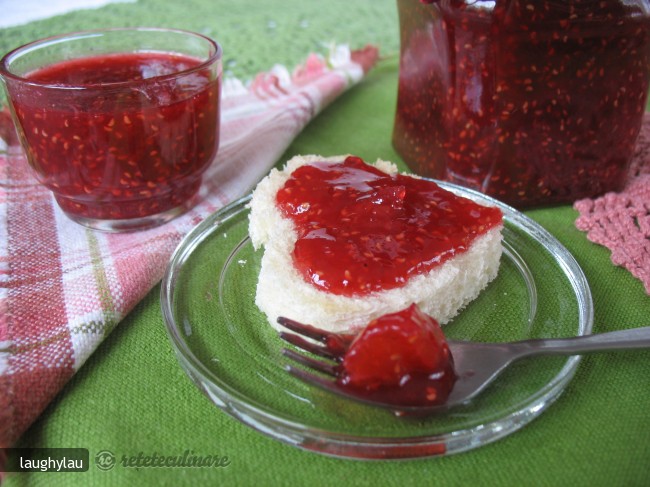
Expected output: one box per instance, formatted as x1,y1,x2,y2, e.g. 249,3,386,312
0,28,222,231
393,0,650,207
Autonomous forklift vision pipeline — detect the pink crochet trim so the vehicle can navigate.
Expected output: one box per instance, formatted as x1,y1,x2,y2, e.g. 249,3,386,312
574,114,650,294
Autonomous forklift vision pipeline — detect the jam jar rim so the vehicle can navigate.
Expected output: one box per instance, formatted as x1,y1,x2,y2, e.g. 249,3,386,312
0,27,223,91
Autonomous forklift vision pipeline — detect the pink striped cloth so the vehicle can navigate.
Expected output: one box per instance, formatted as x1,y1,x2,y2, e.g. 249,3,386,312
574,114,650,294
0,45,379,447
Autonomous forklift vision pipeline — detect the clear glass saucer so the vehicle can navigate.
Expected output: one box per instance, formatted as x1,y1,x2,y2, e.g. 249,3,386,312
161,181,593,460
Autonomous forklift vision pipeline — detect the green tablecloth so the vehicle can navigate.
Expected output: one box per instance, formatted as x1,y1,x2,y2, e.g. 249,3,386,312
2,1,650,485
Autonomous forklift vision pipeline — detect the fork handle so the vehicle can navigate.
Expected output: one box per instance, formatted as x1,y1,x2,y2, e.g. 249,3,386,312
515,326,650,356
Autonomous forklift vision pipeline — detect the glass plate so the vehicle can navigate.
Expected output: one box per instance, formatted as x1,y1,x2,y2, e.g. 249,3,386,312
161,181,593,460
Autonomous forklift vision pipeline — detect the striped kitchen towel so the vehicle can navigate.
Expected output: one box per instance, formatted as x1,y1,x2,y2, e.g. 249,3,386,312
0,44,379,447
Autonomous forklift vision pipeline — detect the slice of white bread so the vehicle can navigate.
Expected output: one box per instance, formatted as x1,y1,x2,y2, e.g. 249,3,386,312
248,154,503,333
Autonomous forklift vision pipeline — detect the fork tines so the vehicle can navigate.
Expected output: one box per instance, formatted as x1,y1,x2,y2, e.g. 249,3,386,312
280,332,342,392
277,316,342,360
279,329,338,360
282,347,338,376
277,316,331,341
277,316,342,385
280,345,345,400
281,362,347,398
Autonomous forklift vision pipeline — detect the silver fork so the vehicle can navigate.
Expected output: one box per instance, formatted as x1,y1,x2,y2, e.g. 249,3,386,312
278,316,650,414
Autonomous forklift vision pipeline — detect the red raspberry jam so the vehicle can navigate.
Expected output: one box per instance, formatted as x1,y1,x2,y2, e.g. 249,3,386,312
394,0,650,207
275,156,502,296
337,304,456,407
8,52,220,221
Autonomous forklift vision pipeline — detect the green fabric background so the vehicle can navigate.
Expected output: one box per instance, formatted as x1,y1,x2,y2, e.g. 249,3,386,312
2,1,650,485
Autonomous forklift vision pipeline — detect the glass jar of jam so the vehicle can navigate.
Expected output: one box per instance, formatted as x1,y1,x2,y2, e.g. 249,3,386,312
393,0,650,207
1,28,222,231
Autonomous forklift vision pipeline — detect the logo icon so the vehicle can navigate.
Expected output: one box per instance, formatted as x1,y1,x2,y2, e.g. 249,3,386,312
94,450,116,471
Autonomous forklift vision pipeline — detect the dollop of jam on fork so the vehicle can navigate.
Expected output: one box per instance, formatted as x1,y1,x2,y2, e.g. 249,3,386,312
278,304,457,411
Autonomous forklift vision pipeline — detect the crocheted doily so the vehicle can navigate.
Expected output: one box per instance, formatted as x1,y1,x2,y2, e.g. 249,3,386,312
574,115,650,294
